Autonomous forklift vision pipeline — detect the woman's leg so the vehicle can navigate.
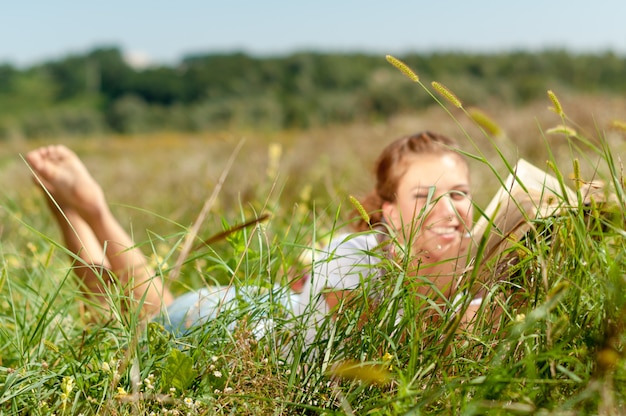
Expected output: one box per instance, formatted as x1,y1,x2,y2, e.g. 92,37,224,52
45,196,114,303
26,145,173,317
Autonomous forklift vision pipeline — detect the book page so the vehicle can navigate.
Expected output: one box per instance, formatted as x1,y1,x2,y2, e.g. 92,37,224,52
472,159,577,254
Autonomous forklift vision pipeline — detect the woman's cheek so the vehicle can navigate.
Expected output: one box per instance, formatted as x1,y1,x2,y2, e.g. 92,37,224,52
457,201,473,227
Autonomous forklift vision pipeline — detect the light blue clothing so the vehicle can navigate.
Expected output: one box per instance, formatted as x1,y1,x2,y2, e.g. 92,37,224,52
155,232,383,343
156,231,481,346
159,284,301,337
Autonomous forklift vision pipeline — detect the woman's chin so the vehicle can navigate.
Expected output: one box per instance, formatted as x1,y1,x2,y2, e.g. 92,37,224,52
429,236,467,258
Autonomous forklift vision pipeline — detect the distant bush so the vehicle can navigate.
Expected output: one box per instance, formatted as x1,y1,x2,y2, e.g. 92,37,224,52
18,107,105,139
2,47,626,139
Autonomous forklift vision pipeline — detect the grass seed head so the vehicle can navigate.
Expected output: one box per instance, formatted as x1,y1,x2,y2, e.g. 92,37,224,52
349,195,370,226
327,359,392,385
43,339,59,353
267,142,282,179
432,81,463,108
547,90,564,117
468,107,503,137
385,55,419,82
609,119,626,133
572,158,582,190
546,125,577,137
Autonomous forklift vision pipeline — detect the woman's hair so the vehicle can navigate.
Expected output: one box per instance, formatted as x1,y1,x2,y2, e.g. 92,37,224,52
353,131,464,232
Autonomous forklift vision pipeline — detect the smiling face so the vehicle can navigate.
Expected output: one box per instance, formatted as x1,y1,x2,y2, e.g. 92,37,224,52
382,152,473,265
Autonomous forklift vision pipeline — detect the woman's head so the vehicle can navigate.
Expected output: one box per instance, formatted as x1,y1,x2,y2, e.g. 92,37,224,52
356,131,473,262
373,132,461,204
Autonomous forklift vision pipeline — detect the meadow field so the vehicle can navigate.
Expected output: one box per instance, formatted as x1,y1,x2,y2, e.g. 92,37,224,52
0,89,625,414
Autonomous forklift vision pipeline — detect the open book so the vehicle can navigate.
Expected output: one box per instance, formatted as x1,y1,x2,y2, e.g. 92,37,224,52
471,159,578,261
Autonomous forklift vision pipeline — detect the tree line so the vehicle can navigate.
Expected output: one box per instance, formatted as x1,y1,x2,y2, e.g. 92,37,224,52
1,47,624,139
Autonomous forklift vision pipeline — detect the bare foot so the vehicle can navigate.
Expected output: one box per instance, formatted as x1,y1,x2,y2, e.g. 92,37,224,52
26,145,107,219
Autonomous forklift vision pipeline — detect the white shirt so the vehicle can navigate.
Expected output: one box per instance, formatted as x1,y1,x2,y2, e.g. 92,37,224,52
292,232,383,346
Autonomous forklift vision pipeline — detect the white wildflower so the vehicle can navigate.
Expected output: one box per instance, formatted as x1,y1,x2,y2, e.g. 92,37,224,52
184,397,195,408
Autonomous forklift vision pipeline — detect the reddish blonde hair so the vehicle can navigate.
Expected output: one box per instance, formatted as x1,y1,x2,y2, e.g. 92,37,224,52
353,131,465,231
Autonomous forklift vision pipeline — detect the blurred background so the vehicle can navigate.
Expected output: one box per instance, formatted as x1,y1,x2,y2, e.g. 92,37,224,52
1,0,625,246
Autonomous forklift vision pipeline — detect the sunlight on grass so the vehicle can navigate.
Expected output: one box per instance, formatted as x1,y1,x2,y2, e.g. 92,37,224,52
0,77,625,413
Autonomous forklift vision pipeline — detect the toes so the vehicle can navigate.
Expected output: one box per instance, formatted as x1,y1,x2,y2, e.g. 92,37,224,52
27,145,63,169
27,146,59,183
26,150,45,172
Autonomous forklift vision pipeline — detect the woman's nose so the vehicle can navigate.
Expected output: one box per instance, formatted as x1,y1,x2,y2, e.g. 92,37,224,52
434,195,456,220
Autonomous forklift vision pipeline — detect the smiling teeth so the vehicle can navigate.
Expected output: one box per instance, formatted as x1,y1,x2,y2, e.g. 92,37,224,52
430,227,457,235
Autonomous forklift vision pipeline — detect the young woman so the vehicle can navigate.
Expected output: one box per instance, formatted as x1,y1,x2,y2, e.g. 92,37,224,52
292,131,477,344
26,131,477,339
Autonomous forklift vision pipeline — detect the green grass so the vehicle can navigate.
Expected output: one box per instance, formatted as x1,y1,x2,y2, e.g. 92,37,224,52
0,83,625,414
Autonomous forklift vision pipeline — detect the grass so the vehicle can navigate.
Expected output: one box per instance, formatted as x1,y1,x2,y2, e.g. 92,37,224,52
0,84,625,414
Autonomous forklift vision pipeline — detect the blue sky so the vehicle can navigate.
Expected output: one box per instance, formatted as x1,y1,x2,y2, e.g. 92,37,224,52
2,0,625,67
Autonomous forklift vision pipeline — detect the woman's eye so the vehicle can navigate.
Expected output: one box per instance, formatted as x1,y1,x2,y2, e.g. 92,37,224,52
450,190,470,200
414,186,436,200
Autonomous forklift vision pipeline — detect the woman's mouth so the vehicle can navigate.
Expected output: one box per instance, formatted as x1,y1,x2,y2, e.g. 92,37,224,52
428,226,460,236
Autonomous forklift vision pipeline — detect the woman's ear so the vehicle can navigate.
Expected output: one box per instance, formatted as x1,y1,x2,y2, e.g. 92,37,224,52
382,201,399,230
